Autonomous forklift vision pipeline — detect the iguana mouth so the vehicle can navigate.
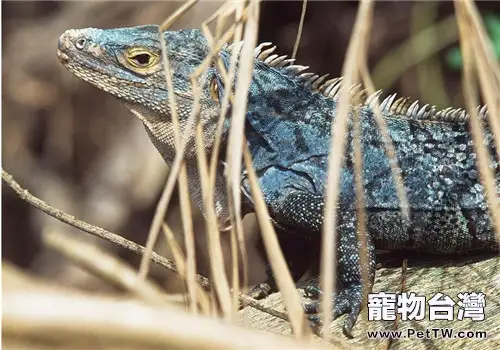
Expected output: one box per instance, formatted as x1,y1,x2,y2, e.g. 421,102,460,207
56,49,69,64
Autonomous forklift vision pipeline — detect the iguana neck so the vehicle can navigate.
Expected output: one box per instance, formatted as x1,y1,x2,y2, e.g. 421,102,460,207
127,103,231,227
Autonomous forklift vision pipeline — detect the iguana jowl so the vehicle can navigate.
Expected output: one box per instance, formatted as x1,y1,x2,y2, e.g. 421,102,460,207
57,25,499,337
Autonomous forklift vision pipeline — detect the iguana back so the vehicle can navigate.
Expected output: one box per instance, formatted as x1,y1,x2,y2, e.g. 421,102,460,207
230,41,499,336
232,45,499,253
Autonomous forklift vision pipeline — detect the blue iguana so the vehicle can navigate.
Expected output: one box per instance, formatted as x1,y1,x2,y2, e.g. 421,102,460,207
57,25,499,337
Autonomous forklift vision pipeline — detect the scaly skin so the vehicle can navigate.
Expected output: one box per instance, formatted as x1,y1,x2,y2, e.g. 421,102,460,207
57,25,233,226
57,25,499,337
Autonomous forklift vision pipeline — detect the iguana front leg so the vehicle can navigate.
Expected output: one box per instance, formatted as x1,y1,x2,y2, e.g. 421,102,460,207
268,190,376,337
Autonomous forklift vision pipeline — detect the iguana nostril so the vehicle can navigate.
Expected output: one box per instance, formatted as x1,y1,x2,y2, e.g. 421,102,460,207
75,38,87,50
57,34,67,50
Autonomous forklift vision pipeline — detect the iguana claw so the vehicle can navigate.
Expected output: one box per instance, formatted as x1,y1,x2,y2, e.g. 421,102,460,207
302,282,362,338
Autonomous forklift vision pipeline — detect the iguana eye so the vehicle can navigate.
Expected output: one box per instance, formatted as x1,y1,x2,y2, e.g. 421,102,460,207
125,48,159,69
75,38,87,50
131,54,151,66
209,77,220,103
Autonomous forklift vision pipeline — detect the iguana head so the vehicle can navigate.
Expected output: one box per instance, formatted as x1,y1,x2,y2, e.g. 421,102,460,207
58,25,234,225
57,25,225,161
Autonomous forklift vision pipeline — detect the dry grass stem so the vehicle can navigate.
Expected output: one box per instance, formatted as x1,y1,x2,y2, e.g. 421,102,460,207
320,0,373,338
194,103,233,318
225,0,259,220
203,4,252,317
197,2,249,320
291,0,308,60
351,2,375,321
138,1,247,312
454,0,500,245
159,0,199,31
188,4,258,319
157,18,198,314
138,1,199,291
220,3,247,320
217,0,311,335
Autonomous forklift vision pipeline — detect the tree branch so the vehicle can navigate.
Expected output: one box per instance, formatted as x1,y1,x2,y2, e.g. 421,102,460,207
1,169,209,286
2,169,288,322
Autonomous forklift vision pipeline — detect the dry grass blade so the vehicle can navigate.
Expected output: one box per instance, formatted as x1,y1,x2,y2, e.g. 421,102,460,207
194,99,233,319
291,0,308,60
133,116,187,280
202,2,239,188
352,105,371,319
229,224,241,317
454,0,500,246
162,223,212,314
3,273,329,350
140,1,265,321
202,0,236,29
351,2,375,326
205,3,240,187
225,0,259,225
320,0,374,339
358,57,411,322
159,0,199,31
222,0,262,323
357,0,413,223
196,2,249,320
184,3,257,319
139,0,243,314
175,165,197,315
138,1,199,291
460,2,500,85
354,1,411,323
1,169,211,288
157,8,200,314
43,230,168,305
203,3,252,318
358,0,409,227
223,3,247,322
192,23,244,79
243,145,310,339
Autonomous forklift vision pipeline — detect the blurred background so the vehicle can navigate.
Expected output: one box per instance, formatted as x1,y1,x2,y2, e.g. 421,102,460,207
3,1,500,293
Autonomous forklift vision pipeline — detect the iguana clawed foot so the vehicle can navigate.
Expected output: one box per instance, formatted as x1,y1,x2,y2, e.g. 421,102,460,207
302,282,363,338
